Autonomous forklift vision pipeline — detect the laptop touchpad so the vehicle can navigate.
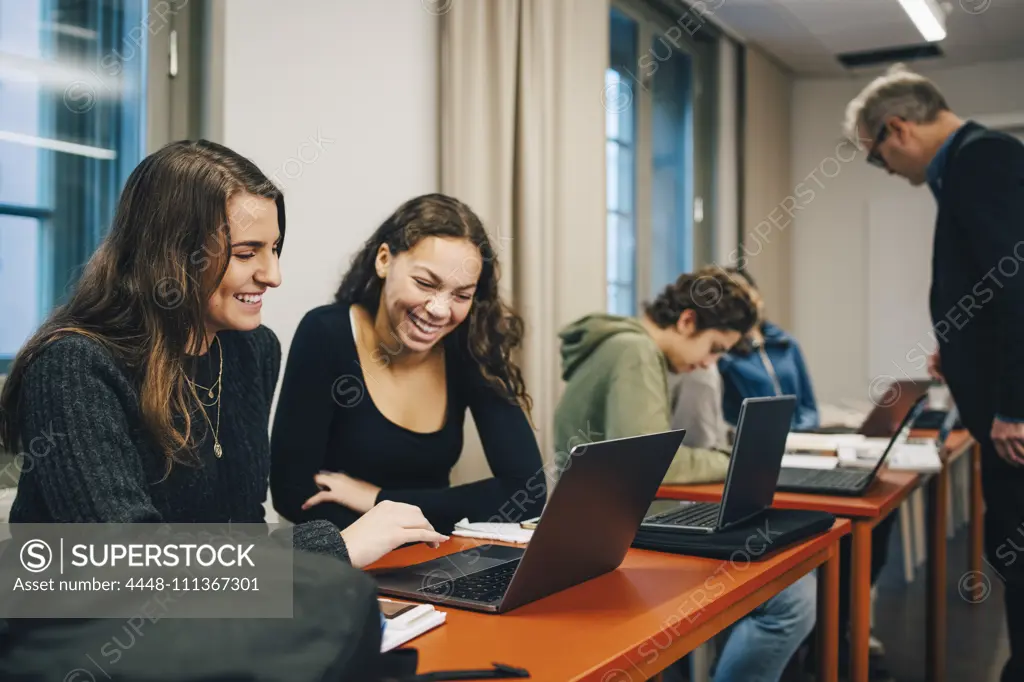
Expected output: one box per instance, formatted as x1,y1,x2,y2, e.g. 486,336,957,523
412,545,523,577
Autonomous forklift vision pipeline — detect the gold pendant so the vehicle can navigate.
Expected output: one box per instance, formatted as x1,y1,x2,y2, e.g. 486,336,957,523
214,443,223,458
208,388,214,399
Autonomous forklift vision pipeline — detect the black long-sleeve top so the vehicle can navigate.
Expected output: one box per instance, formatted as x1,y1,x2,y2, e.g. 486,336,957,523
270,302,546,533
8,327,349,561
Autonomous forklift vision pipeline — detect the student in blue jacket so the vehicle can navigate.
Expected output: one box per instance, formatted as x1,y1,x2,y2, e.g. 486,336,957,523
718,268,820,432
721,268,899,678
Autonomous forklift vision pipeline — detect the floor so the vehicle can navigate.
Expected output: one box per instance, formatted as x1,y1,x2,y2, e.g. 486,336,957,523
871,519,1009,682
667,515,1010,682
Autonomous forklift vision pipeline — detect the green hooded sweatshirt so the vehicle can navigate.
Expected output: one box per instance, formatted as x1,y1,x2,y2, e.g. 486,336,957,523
552,314,730,484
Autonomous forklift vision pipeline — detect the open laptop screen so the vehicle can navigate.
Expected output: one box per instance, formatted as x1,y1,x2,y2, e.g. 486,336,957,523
867,394,929,478
719,396,796,528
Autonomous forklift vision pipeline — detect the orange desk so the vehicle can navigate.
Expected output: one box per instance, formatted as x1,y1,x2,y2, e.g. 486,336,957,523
657,429,976,682
371,520,850,682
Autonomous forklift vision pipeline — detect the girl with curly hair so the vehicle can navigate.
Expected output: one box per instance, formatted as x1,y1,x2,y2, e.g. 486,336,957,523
270,194,545,534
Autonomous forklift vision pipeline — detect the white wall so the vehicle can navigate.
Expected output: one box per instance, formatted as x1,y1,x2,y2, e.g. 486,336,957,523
211,0,439,374
204,0,438,517
790,58,1024,404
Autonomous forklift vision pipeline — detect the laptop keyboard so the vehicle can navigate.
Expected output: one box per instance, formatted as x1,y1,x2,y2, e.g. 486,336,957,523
418,559,520,605
645,502,721,529
778,467,868,490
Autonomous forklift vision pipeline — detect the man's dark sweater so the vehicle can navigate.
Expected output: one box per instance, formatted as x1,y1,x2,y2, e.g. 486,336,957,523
8,326,348,561
930,122,1024,433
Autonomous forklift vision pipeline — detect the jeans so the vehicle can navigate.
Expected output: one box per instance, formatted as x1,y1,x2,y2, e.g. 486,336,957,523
712,572,817,682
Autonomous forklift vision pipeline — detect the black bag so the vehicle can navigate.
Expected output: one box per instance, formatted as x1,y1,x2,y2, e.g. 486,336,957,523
0,532,532,682
0,541,389,682
632,508,836,560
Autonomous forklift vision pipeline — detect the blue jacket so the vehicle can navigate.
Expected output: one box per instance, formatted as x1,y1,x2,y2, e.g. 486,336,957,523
718,321,819,431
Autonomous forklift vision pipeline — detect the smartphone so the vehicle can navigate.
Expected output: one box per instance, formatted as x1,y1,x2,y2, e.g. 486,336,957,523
520,516,540,530
378,599,418,619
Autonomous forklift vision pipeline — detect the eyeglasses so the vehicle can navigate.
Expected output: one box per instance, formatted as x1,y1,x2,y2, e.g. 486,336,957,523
866,124,891,169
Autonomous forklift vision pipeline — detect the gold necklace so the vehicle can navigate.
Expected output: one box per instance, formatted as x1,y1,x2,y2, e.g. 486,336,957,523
188,336,224,458
190,337,223,400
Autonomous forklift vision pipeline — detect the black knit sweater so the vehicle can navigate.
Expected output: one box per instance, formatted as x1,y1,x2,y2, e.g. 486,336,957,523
8,326,349,561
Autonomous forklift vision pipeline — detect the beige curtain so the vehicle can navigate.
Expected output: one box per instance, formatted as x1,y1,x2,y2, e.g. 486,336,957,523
742,46,793,330
441,0,609,482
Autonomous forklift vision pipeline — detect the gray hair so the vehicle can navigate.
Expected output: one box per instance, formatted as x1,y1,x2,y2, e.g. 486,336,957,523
843,64,950,146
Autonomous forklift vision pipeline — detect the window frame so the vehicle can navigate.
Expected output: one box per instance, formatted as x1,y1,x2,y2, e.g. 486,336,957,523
607,0,719,312
606,13,640,316
0,0,201,375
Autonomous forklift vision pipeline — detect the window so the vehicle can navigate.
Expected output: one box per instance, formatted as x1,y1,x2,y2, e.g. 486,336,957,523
605,9,638,316
0,0,194,372
605,1,718,314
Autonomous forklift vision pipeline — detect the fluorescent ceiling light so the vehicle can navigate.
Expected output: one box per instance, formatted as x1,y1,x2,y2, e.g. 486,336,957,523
0,130,116,160
898,0,947,42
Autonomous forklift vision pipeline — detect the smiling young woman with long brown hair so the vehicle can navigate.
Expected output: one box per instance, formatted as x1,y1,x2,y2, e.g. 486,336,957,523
270,194,546,534
0,140,445,569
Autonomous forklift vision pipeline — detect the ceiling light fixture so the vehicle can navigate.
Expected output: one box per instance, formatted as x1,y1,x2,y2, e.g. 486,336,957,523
897,0,948,42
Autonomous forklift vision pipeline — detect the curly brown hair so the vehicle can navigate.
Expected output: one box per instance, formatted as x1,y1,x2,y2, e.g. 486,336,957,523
644,267,757,334
335,193,530,413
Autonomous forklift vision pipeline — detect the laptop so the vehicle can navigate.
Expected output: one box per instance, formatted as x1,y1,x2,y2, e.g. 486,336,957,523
777,394,928,496
371,430,686,613
640,396,796,534
909,403,959,449
811,380,929,437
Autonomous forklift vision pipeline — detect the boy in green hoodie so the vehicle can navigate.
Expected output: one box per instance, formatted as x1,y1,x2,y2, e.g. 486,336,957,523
553,268,816,682
554,268,755,483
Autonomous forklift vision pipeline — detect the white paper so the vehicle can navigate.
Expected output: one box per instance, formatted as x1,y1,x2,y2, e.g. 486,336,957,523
786,433,867,453
888,443,942,473
781,454,839,470
451,518,534,544
817,402,870,429
837,446,877,469
381,606,447,652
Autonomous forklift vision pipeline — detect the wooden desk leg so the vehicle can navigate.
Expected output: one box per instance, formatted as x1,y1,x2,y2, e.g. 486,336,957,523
927,469,949,682
969,441,984,602
850,521,872,682
818,545,840,682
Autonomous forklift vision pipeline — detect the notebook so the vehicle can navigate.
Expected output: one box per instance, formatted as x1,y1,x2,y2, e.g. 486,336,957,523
450,518,534,544
379,599,446,652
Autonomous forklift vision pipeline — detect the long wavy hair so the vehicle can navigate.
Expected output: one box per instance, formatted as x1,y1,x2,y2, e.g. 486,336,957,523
0,140,285,471
335,193,530,413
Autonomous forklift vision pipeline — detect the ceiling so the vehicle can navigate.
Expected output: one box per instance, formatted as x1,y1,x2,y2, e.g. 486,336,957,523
707,0,1024,76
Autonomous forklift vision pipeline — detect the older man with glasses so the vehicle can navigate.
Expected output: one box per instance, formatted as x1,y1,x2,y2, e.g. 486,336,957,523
846,64,1024,682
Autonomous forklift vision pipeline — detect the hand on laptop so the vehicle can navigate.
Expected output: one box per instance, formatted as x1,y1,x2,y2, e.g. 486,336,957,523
340,501,449,568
